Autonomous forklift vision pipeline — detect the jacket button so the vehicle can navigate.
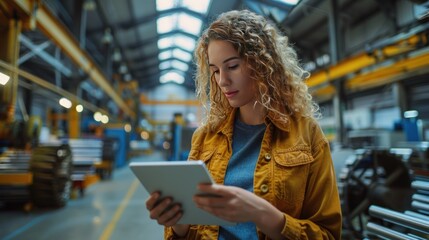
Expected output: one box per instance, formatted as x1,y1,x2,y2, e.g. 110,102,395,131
260,184,269,193
264,153,271,161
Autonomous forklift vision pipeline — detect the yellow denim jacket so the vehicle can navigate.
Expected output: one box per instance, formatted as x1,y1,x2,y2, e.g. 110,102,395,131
165,109,342,239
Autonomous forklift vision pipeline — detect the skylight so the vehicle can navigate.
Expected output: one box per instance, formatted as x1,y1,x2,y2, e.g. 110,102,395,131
156,0,175,11
157,15,176,34
159,50,172,61
159,61,171,70
174,34,196,52
160,71,185,84
159,59,189,72
275,0,299,5
157,34,196,53
158,37,174,49
156,0,211,84
157,0,211,13
171,60,189,72
182,0,211,14
172,48,192,62
157,13,202,35
178,13,202,35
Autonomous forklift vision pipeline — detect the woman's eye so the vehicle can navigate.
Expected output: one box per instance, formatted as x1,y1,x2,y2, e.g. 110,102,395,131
228,65,238,70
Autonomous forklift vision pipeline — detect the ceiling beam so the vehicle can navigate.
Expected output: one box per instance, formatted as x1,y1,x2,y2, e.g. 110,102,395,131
246,0,295,12
129,46,192,64
130,57,190,72
19,34,72,77
6,0,135,119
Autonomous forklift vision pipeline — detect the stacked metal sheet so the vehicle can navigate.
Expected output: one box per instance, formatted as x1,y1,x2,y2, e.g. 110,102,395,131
30,144,73,208
0,150,32,205
67,139,102,177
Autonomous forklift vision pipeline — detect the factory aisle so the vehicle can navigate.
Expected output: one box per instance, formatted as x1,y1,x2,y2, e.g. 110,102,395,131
0,152,165,240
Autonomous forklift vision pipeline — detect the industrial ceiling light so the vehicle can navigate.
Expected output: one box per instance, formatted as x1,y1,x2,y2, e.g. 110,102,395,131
101,115,109,124
124,123,132,132
94,111,102,122
112,48,122,62
76,104,84,112
404,110,419,118
59,97,72,109
0,72,10,85
119,63,128,74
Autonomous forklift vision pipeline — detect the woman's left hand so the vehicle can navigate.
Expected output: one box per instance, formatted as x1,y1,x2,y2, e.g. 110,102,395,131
193,184,270,223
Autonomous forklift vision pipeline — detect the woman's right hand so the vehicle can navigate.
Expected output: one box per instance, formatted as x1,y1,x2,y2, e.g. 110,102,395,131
145,191,183,226
145,192,189,236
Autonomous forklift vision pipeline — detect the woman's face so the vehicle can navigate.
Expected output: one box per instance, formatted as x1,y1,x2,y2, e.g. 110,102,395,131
208,40,257,108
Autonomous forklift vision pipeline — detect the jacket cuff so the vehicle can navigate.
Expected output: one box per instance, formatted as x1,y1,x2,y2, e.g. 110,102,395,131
281,213,301,239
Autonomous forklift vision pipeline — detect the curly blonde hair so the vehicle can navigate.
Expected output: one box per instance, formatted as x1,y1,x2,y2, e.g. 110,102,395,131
194,10,319,129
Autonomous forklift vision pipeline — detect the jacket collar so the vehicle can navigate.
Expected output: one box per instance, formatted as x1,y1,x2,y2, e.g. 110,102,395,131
217,108,291,134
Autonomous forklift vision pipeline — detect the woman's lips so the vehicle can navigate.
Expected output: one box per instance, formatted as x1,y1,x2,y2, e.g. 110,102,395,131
225,90,238,98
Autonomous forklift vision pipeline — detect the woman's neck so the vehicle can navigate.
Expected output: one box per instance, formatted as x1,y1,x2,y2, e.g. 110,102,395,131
238,102,265,125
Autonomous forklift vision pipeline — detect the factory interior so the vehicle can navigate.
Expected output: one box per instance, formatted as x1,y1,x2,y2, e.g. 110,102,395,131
1,0,429,239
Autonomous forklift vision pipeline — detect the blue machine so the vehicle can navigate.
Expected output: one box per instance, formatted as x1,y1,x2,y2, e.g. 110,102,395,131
104,128,128,168
403,117,421,141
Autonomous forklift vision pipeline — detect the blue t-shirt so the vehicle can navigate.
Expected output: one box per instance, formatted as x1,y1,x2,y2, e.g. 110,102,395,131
218,117,266,240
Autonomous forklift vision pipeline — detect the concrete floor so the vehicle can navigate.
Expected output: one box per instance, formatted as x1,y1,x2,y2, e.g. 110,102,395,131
0,152,165,240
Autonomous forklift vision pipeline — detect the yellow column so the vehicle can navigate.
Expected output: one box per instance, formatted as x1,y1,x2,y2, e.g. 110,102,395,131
68,103,80,138
0,18,22,123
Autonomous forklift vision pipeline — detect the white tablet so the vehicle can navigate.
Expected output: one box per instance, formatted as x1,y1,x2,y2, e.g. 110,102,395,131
129,160,235,225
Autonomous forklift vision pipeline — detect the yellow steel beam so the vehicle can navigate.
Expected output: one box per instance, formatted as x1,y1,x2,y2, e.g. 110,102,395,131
346,51,429,91
140,94,201,106
143,99,201,106
311,84,336,99
6,0,135,119
306,53,376,88
0,173,33,185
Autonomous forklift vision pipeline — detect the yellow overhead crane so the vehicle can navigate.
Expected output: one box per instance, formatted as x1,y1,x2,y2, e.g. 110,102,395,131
308,29,429,100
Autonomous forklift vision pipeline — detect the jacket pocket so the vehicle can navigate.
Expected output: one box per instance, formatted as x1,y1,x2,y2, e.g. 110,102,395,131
188,148,215,165
272,150,313,216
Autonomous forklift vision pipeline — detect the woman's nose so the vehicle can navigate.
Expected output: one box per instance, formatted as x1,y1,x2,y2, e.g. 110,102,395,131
217,70,230,87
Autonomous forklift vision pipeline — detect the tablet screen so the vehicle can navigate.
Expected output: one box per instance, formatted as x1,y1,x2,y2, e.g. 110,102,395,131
129,160,235,225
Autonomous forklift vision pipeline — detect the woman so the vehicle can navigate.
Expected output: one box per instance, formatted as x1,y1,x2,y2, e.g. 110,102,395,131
146,9,342,239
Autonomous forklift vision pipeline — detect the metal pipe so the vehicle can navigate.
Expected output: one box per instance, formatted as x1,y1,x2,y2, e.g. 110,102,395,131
366,222,420,240
404,210,429,221
413,193,429,204
412,181,429,191
369,205,429,234
412,201,429,212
